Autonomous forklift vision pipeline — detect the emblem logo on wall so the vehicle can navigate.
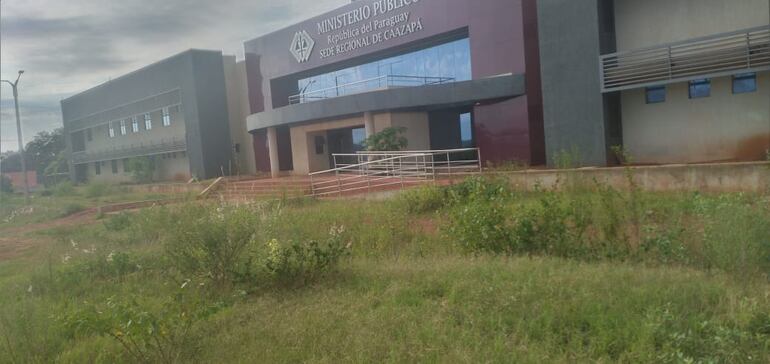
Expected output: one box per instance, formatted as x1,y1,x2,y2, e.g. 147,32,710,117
290,30,315,63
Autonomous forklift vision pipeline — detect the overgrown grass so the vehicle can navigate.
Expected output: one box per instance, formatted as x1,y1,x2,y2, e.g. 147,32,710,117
1,175,770,363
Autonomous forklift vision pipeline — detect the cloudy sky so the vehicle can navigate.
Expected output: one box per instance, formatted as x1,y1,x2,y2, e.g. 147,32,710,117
0,0,346,152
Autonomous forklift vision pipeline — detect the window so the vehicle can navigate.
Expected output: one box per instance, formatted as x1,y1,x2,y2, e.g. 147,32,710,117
733,73,757,94
297,38,472,101
120,120,127,135
460,112,474,147
314,136,325,155
123,158,131,172
144,113,152,130
352,128,367,152
86,128,93,141
689,79,711,99
132,116,139,133
162,107,171,126
94,162,101,175
108,122,116,138
645,86,666,104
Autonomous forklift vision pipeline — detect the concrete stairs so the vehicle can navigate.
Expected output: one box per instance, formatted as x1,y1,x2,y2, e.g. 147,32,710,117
214,177,314,201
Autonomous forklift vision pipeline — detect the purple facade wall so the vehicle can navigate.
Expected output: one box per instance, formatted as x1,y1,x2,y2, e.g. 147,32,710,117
244,0,544,171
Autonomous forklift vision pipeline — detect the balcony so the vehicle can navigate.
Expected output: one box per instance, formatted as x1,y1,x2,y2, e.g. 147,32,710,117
600,25,770,92
72,137,187,164
289,75,456,105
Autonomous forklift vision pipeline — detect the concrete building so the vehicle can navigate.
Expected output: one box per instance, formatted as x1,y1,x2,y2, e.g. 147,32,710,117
61,50,253,184
539,0,770,165
62,0,770,183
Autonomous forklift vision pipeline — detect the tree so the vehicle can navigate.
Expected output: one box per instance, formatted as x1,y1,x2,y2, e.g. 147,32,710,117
127,157,156,183
362,127,408,151
25,128,66,179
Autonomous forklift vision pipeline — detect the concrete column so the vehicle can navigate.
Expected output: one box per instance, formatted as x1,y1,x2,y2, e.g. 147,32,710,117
267,127,280,178
363,112,375,137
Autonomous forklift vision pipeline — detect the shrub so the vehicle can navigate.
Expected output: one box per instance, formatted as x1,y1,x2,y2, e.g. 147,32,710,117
84,182,111,198
59,285,223,364
362,127,408,151
264,225,351,282
103,213,132,232
51,180,76,197
164,203,263,288
445,199,513,254
128,157,156,184
393,185,447,214
61,203,86,217
446,175,512,205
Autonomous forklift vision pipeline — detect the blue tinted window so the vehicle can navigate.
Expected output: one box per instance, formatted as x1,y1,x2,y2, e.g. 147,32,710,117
689,79,711,99
645,86,666,104
733,73,757,94
298,38,471,102
460,113,473,147
352,128,367,151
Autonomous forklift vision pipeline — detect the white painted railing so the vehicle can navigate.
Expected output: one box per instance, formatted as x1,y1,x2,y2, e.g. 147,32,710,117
308,148,482,197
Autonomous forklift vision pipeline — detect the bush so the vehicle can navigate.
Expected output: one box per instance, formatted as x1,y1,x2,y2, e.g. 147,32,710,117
446,175,512,205
393,185,447,214
264,225,351,282
84,182,111,198
362,127,408,151
127,157,156,183
445,199,513,254
103,213,132,232
51,181,76,197
61,203,86,217
164,204,262,288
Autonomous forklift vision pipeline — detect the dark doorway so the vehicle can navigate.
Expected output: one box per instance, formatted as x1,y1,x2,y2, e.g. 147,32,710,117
276,126,294,172
326,126,366,168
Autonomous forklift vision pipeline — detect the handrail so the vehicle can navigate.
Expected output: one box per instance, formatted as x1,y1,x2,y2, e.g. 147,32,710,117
308,148,482,197
289,74,456,104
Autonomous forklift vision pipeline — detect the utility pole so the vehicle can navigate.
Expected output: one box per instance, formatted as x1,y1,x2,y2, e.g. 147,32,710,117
1,71,29,203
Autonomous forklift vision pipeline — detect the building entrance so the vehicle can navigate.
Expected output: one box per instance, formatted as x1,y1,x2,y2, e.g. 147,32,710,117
326,126,366,168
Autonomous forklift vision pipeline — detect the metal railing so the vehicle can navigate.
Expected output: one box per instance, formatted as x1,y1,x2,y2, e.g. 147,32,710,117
71,137,187,164
289,74,455,104
308,148,482,197
600,25,770,92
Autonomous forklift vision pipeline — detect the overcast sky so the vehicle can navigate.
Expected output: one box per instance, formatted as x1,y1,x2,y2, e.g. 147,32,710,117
0,0,346,152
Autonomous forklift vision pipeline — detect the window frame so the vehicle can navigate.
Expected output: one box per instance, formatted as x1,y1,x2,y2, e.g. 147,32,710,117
132,116,139,133
688,78,711,99
645,85,666,104
108,122,116,138
162,107,171,126
111,160,118,174
120,120,127,135
732,72,757,94
94,162,101,175
144,113,152,130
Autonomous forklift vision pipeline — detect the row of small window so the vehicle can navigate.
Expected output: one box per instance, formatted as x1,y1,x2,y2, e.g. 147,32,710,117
86,107,174,141
93,152,186,175
645,73,758,104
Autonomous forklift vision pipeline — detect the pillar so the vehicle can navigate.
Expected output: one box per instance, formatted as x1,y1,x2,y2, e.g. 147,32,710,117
267,127,280,178
364,112,375,137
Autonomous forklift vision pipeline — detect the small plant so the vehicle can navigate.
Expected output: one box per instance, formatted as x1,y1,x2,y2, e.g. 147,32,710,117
362,127,408,151
128,156,156,184
51,180,76,197
60,203,86,217
552,147,582,169
103,213,132,232
445,199,513,255
610,145,633,166
84,182,111,198
394,185,447,214
264,225,351,282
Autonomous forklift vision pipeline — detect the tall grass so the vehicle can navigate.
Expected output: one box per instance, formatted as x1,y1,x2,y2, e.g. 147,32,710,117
1,175,770,362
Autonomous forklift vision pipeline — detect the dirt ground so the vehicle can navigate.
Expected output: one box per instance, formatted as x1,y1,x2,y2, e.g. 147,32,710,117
0,210,97,261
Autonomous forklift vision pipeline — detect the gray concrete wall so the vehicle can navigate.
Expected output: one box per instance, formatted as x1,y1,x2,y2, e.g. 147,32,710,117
501,162,770,193
224,58,257,176
537,0,611,167
614,0,769,51
61,49,234,182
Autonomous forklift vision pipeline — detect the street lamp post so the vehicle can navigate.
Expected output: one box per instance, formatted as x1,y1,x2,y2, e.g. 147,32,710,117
1,70,29,203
